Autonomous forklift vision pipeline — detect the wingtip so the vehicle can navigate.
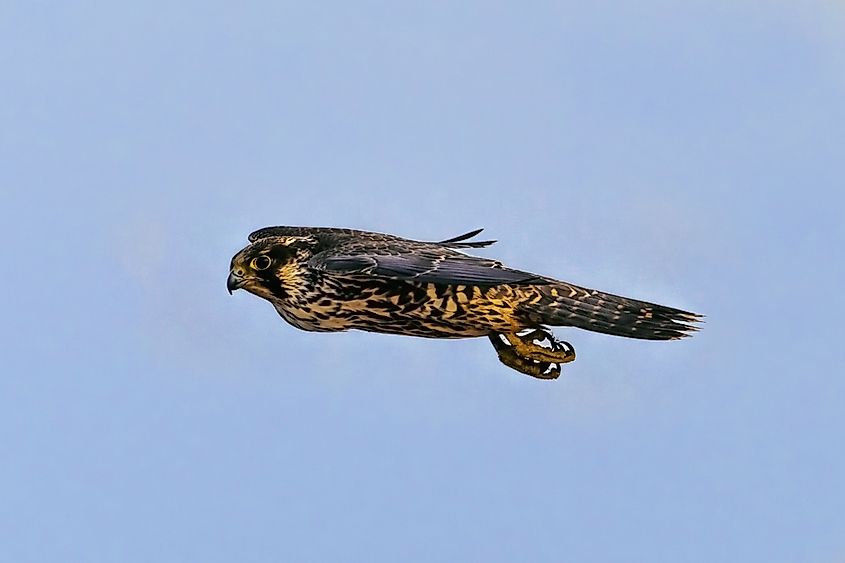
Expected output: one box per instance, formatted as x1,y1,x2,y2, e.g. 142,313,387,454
436,228,485,244
435,228,498,249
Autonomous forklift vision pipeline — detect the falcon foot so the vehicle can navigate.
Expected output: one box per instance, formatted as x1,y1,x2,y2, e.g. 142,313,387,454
488,328,576,380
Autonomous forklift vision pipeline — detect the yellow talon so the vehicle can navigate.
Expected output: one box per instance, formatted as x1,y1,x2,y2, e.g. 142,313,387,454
488,328,576,379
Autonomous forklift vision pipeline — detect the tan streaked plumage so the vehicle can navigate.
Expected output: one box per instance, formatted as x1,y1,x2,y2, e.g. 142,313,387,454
228,226,702,379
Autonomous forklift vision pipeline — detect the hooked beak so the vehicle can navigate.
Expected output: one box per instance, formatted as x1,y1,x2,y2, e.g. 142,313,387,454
227,271,244,294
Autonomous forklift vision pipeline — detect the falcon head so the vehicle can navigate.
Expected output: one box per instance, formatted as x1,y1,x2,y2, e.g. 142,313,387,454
227,235,318,299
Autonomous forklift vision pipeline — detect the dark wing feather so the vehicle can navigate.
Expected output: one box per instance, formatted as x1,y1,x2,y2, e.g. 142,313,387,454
434,228,496,249
309,247,546,286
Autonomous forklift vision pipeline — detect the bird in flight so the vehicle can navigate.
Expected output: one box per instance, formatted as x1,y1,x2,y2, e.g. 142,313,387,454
228,226,702,379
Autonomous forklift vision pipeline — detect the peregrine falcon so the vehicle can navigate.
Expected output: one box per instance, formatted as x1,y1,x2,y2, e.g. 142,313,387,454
228,226,701,379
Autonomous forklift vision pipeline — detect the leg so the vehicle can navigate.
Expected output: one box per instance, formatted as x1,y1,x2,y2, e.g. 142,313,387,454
489,340,561,379
488,328,576,379
504,329,576,364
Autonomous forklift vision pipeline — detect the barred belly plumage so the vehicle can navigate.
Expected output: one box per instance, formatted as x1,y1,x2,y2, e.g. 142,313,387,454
272,279,520,338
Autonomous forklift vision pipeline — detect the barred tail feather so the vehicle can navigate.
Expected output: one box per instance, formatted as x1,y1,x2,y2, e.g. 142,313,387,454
524,282,703,340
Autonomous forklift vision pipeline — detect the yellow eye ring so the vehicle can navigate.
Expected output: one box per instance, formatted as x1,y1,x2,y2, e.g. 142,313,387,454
251,255,272,271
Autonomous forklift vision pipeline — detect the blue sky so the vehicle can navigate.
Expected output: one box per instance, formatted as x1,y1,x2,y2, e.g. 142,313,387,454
2,1,844,561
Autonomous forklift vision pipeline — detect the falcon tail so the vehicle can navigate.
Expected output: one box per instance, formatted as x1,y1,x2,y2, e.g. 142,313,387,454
523,282,702,340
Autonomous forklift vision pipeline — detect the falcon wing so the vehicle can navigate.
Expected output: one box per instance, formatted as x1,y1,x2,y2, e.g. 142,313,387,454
309,246,547,286
250,226,496,247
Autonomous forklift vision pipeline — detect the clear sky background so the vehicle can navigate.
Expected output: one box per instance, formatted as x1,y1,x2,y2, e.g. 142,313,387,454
2,1,844,562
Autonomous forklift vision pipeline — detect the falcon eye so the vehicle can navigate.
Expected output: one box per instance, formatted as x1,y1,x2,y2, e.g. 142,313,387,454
251,255,272,271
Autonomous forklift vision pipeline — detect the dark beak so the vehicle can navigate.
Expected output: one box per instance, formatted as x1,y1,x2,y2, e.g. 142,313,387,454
227,272,243,294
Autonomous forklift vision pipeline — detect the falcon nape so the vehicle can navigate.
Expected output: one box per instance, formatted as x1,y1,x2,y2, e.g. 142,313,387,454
228,226,701,379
